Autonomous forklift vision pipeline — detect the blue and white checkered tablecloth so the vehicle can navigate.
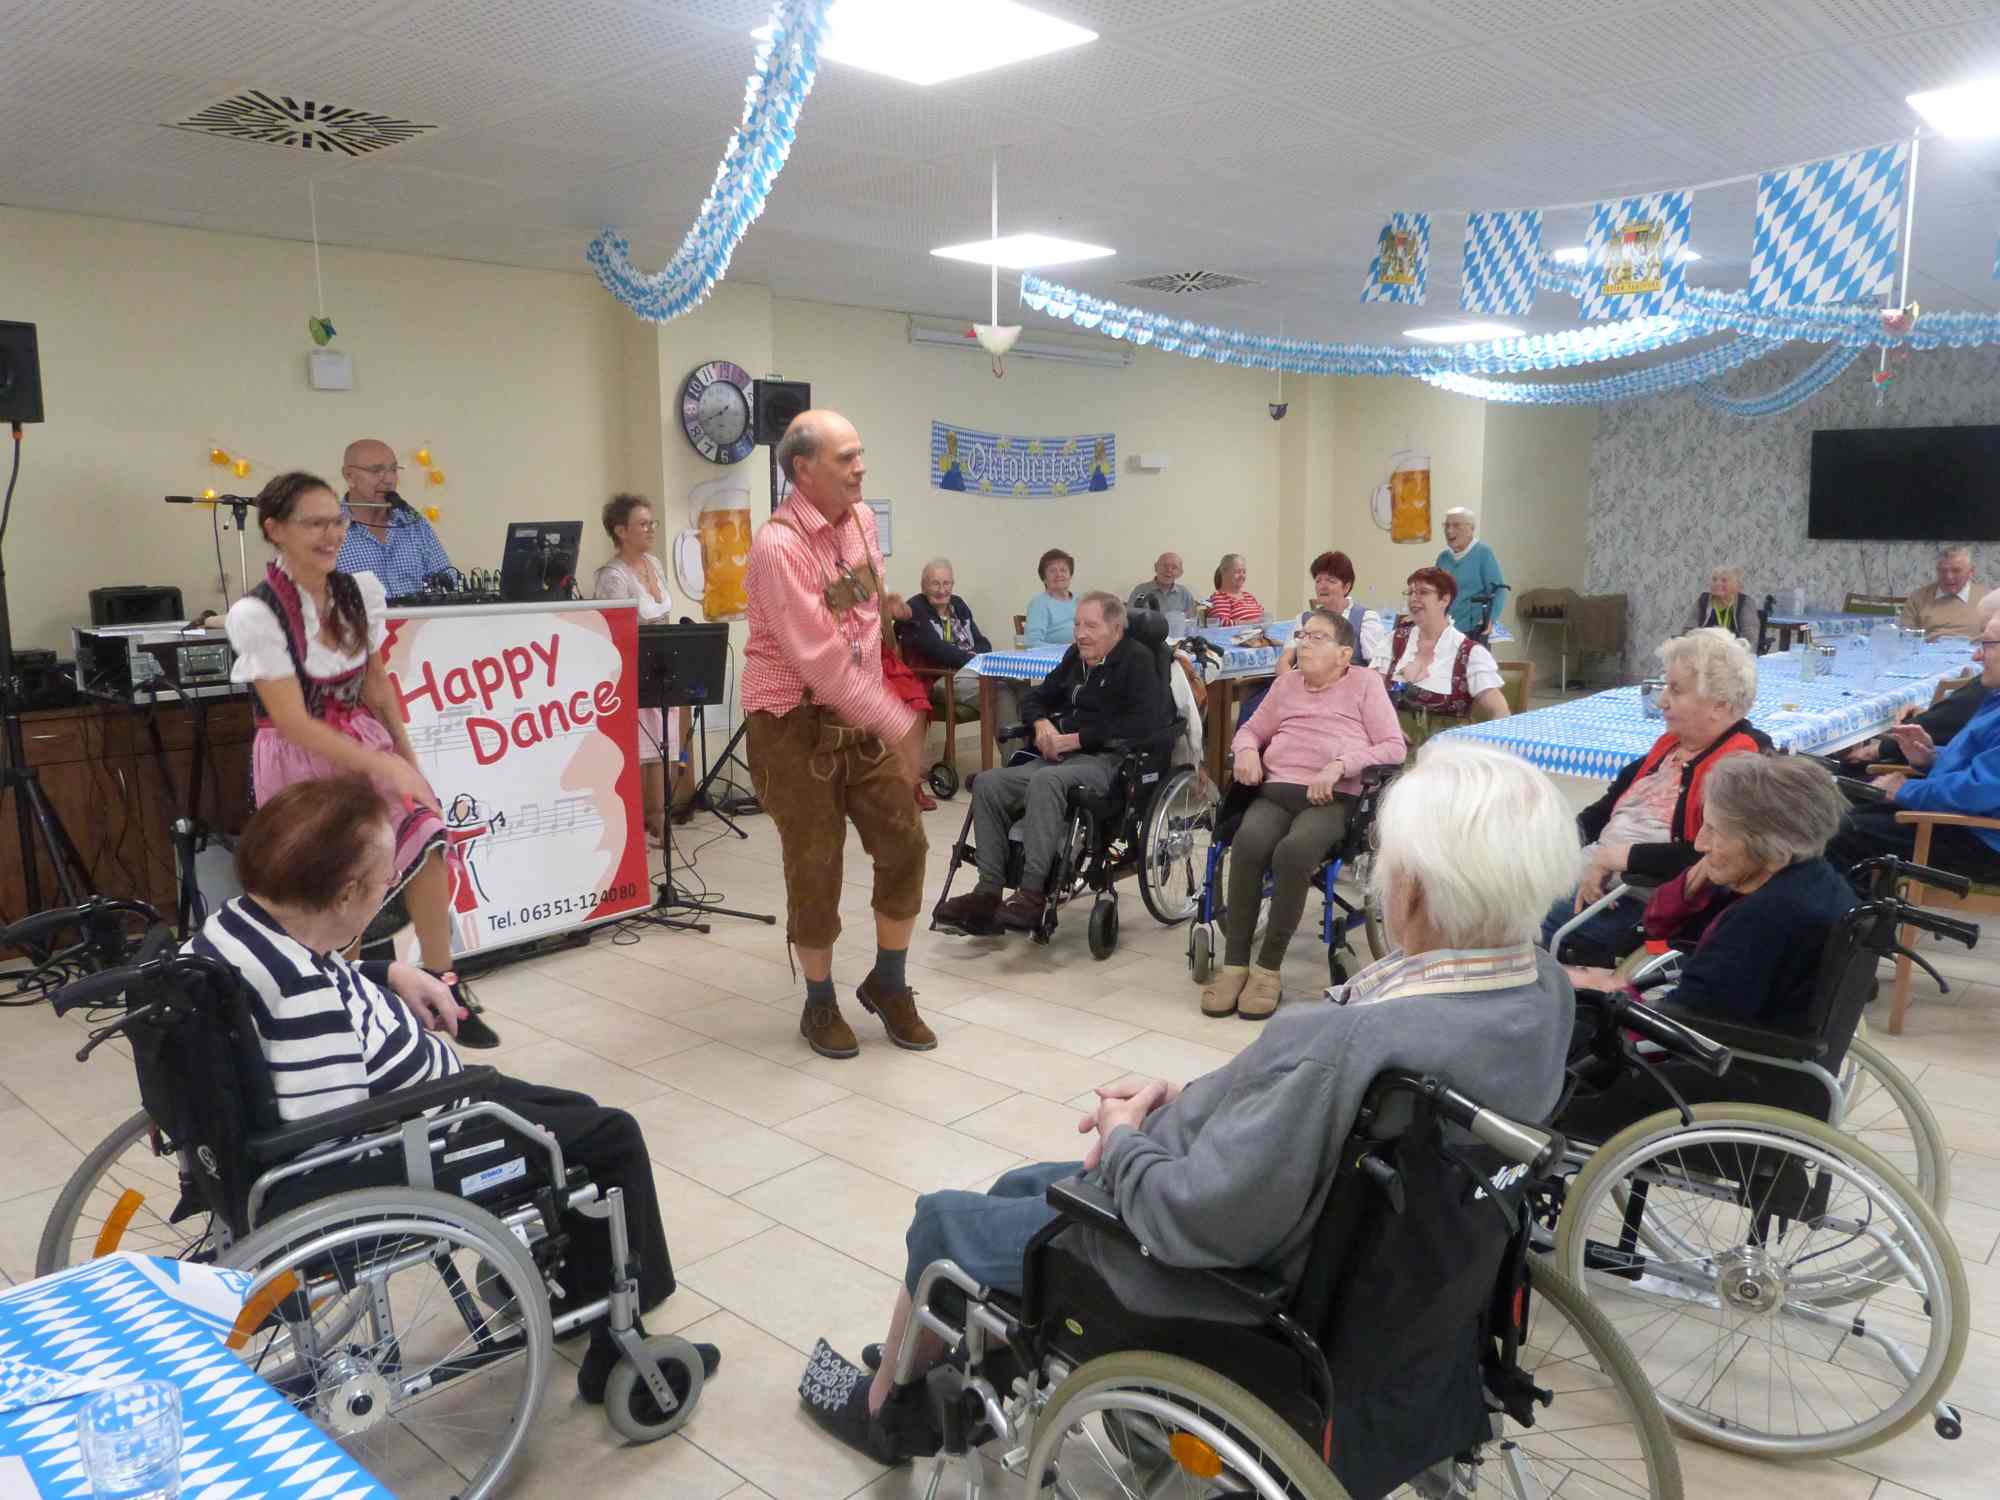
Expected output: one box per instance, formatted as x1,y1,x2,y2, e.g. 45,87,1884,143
1439,640,1975,779
970,635,1283,681
1766,611,1886,639
0,1253,390,1499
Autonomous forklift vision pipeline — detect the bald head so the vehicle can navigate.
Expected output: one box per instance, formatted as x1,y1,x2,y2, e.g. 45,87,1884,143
1152,551,1183,588
776,409,865,520
341,438,400,508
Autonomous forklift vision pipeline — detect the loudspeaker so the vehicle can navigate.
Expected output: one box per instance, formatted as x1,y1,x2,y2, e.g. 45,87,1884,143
0,320,44,424
90,584,184,626
752,378,810,445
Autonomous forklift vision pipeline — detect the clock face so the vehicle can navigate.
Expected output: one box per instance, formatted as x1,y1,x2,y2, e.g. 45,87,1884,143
680,360,755,464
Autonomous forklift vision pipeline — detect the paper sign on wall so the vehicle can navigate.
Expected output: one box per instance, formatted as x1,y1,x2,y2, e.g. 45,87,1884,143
931,421,1114,497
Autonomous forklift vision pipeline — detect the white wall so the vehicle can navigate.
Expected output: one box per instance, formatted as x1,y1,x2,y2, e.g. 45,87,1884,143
1,205,624,652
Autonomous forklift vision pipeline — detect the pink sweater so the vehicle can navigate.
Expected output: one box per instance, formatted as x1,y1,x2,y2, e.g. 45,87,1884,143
1232,667,1406,791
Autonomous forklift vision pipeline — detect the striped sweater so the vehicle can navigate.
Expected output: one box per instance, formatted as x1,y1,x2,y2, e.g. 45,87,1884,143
189,897,461,1122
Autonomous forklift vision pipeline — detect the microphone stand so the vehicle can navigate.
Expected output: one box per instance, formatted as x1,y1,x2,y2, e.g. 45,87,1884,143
164,493,256,600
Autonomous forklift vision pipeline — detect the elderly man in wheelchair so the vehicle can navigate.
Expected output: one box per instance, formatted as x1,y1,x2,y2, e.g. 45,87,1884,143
932,592,1199,954
31,776,715,1497
803,743,1639,1498
1545,752,1973,1459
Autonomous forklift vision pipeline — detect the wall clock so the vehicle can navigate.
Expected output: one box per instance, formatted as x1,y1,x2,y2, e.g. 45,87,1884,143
679,360,754,464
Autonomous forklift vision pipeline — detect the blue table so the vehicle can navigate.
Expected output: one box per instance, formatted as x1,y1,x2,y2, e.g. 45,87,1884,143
1440,640,1975,780
0,1253,391,1500
1765,610,1893,651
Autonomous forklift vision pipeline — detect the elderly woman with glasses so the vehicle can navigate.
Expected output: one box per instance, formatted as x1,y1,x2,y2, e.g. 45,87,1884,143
1377,566,1510,746
593,493,683,845
1540,628,1768,965
1204,608,1406,1020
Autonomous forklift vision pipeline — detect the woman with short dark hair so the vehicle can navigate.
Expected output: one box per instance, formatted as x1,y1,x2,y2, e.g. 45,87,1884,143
1377,565,1509,746
1024,548,1078,645
192,776,719,1404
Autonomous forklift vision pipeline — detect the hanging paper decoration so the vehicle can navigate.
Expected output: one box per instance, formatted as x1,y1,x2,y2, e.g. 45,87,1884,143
307,316,337,347
586,0,831,322
1360,213,1429,304
1748,143,1909,308
1694,346,1861,417
1578,191,1692,319
1424,337,1784,404
1459,209,1542,316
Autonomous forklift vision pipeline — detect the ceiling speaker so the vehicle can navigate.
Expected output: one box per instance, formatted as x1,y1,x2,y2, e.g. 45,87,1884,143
753,378,810,446
0,321,44,424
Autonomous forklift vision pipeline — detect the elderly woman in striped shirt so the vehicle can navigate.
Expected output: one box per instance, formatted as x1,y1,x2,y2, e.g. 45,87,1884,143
191,776,718,1405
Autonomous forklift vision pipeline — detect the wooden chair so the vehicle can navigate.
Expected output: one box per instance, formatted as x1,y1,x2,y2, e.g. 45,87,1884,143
1842,592,1906,616
887,623,979,786
1931,670,1977,706
1888,810,2000,1033
1495,659,1535,715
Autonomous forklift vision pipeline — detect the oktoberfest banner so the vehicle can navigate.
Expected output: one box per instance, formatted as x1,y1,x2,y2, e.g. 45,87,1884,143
381,598,651,957
1749,143,1908,307
1578,190,1692,319
1360,212,1429,304
1460,208,1541,316
930,421,1114,496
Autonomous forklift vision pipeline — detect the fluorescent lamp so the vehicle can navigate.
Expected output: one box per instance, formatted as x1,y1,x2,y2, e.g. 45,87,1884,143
1908,77,2000,137
909,323,1130,368
754,0,1096,87
1553,243,1701,264
1404,322,1525,343
931,233,1115,269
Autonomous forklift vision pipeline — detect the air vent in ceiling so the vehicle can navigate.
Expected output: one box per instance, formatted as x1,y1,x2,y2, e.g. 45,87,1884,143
168,91,437,158
1121,270,1261,295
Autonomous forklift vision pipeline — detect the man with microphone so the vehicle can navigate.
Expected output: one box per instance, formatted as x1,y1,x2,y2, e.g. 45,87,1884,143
336,437,453,596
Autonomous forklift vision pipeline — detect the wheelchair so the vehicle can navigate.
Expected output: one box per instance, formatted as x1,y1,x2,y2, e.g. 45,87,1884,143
1185,765,1397,989
929,611,1218,960
1545,864,1973,1459
18,906,706,1500
885,1071,1681,1499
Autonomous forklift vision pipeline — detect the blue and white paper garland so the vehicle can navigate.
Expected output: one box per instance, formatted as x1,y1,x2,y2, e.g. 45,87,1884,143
586,0,830,323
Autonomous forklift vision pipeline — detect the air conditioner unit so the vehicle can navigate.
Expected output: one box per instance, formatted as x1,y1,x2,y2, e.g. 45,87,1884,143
908,321,1132,369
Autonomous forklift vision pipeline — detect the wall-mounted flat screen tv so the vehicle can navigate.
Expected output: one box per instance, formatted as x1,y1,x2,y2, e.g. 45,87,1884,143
1808,424,2000,541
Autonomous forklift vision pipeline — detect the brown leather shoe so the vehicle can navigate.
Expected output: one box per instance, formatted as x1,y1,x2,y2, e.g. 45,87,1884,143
933,887,1001,934
995,888,1047,932
800,1000,859,1059
856,974,938,1051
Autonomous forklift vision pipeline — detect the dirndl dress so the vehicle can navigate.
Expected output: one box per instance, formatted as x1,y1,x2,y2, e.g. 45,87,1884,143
225,562,447,902
592,554,679,764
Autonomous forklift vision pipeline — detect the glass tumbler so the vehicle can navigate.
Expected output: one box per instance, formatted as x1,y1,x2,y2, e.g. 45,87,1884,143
77,1380,182,1500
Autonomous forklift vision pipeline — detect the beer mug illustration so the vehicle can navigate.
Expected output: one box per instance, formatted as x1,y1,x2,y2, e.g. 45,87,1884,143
1369,449,1432,544
672,475,753,621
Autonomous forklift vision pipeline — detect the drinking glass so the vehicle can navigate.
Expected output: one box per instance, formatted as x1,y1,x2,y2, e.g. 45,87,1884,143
77,1381,182,1500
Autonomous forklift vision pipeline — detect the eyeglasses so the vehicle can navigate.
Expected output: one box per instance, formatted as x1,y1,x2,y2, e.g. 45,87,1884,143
627,519,658,532
1974,639,1997,656
291,515,351,536
1296,631,1340,645
1404,588,1440,601
349,463,403,477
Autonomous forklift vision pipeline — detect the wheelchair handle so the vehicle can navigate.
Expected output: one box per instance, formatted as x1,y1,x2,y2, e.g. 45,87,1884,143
1,898,161,953
1428,1081,1565,1175
1893,905,1980,948
1609,993,1733,1077
51,963,152,1017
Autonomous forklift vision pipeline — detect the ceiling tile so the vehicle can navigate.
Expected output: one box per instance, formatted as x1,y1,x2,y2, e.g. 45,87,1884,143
365,0,718,83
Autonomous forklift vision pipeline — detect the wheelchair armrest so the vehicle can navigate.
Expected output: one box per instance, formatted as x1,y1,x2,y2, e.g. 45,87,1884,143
1649,1004,1824,1063
245,1065,501,1164
1044,1176,1289,1311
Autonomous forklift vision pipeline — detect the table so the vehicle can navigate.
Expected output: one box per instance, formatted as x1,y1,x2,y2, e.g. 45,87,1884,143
1438,639,1976,780
1765,611,1891,651
0,1252,392,1499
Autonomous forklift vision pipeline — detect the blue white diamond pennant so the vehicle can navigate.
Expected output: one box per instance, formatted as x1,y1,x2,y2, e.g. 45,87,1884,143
1748,143,1909,308
1360,212,1429,304
1578,191,1691,319
1460,209,1541,315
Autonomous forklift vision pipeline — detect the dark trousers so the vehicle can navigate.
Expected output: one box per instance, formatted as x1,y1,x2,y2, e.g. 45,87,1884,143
1223,784,1351,968
488,1075,676,1311
1825,803,2000,892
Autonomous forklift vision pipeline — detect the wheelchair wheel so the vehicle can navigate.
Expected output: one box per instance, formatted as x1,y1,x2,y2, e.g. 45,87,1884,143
37,1109,225,1274
603,1333,705,1442
224,1186,552,1500
928,762,960,800
1554,1104,1968,1458
1023,1350,1348,1499
1840,1032,1950,1213
1089,897,1120,960
1189,921,1217,983
1350,851,1387,960
1139,766,1217,926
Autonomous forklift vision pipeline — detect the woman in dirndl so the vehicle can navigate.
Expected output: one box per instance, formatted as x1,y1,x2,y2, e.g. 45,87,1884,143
592,494,685,845
223,470,500,1048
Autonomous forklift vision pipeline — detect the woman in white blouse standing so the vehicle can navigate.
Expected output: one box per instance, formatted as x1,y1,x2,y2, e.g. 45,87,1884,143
1378,565,1511,747
593,494,682,846
223,471,499,1047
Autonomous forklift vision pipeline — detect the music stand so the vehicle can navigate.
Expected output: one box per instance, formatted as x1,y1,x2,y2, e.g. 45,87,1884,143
635,622,774,932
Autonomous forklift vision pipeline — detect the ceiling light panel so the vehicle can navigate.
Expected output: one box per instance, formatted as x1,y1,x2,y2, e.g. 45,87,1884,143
1404,322,1525,342
755,1,1096,87
932,233,1115,268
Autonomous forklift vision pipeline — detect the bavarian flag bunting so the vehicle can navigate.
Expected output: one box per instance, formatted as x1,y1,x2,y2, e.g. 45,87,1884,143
1460,209,1542,316
1748,144,1909,308
1361,213,1429,304
1578,191,1691,319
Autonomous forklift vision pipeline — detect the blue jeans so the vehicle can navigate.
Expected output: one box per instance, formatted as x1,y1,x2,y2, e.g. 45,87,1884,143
1539,888,1646,963
904,1160,1081,1295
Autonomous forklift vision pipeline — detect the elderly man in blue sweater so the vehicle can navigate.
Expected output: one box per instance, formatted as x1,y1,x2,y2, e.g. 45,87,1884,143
1826,610,2000,887
1436,507,1506,635
798,741,1580,1463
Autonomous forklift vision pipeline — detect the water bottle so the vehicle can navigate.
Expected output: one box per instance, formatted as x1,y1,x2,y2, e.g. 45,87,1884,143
1870,620,1899,684
1791,587,1806,617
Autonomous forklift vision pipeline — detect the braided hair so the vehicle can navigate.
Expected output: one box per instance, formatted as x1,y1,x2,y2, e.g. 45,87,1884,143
255,471,369,656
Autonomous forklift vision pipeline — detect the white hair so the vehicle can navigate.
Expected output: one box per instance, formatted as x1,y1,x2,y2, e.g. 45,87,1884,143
1371,740,1580,950
1709,565,1743,585
1658,627,1758,717
1938,545,1972,562
1444,507,1477,526
920,557,954,585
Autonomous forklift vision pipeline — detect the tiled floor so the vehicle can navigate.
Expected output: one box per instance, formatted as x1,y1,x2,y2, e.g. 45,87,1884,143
3,794,1998,1499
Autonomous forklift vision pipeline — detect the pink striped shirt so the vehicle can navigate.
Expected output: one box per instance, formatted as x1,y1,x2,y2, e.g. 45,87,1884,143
1205,590,1265,625
742,495,920,741
1231,666,1405,792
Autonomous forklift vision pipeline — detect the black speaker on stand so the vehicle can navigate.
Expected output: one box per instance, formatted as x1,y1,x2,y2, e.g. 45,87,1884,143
0,322,43,426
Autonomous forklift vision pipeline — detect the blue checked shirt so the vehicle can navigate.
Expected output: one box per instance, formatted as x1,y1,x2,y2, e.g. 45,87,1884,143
336,500,454,596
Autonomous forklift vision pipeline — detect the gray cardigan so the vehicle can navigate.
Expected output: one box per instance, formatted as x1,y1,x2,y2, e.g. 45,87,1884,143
1087,951,1573,1321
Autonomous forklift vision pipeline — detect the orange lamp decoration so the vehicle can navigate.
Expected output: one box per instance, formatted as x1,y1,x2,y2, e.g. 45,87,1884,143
208,446,230,467
232,457,253,479
415,445,433,467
